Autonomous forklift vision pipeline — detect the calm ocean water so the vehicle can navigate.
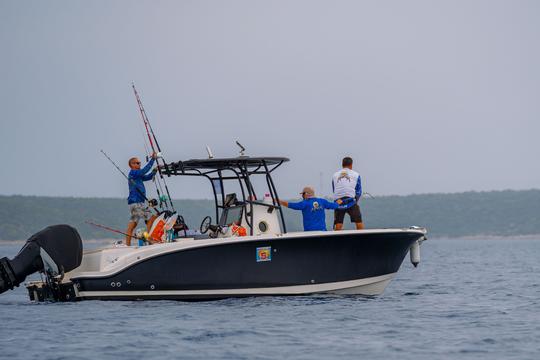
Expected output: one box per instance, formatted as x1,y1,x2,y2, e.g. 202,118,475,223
1,238,539,360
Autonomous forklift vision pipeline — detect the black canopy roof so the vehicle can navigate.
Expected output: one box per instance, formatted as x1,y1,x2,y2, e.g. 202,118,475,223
163,156,289,173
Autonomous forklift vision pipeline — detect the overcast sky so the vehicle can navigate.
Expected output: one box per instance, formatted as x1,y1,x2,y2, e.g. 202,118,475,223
1,0,539,200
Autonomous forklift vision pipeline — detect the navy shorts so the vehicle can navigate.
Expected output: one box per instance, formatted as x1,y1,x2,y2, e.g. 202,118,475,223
334,204,363,224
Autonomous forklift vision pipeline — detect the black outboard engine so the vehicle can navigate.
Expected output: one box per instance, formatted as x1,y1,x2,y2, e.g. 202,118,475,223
0,225,83,296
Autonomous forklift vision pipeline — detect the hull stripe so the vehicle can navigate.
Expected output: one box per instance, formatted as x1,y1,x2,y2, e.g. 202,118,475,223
77,273,396,298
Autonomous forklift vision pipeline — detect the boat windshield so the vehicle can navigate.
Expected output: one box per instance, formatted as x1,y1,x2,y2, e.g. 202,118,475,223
219,206,243,226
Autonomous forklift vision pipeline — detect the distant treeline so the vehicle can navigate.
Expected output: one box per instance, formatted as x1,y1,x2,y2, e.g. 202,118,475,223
0,190,539,240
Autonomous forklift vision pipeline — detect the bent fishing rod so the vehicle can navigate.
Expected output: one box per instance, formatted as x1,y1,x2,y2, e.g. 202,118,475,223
131,83,175,212
100,149,159,211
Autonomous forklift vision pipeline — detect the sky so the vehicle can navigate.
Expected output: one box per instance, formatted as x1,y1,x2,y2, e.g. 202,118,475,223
0,0,539,200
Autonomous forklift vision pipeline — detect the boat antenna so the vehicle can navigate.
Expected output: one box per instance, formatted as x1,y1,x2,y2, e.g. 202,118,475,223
236,140,246,156
206,145,214,159
131,83,175,212
100,150,159,210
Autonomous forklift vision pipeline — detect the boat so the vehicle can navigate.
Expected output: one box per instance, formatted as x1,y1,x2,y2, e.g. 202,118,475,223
0,155,427,302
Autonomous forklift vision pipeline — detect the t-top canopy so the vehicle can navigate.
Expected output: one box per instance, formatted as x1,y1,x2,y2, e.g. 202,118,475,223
162,156,289,173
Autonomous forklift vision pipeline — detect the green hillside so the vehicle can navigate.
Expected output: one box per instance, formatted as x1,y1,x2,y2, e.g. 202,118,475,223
0,190,539,240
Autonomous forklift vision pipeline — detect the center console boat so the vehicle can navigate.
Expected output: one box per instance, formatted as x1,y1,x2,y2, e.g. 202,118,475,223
0,156,426,301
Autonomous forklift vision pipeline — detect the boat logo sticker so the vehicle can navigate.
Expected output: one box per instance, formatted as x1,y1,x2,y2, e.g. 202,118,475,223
256,246,272,262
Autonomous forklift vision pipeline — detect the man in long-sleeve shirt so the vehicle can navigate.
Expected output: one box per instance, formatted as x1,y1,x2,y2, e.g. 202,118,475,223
278,186,341,231
332,156,364,230
125,154,158,245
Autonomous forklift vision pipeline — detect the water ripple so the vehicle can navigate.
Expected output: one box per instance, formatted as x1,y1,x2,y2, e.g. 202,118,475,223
1,239,540,359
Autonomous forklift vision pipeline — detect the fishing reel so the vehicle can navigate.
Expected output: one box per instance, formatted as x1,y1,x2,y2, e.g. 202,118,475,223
145,152,163,162
148,195,171,209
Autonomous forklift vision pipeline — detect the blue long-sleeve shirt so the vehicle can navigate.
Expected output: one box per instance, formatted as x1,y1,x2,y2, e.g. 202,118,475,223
127,158,155,204
287,197,339,231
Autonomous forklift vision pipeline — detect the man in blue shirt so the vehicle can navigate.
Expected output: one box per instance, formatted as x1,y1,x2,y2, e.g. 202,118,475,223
125,153,157,245
278,186,342,231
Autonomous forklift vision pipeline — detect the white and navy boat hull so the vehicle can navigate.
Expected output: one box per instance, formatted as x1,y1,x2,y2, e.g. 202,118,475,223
30,228,426,301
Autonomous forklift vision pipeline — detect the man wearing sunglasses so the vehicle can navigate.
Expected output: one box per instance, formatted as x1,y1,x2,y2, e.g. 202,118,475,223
278,186,342,231
125,153,158,245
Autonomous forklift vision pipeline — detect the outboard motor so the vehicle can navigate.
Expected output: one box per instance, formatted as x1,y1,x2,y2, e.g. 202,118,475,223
0,225,83,295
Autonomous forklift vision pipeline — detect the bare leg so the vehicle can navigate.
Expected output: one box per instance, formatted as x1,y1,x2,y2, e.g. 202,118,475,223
144,215,158,244
126,221,137,246
334,223,344,230
355,222,365,230
146,215,157,231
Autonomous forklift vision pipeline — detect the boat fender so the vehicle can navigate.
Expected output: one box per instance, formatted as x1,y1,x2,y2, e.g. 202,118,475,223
409,240,421,267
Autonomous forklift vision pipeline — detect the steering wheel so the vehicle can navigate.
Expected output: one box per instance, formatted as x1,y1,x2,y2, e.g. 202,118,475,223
200,216,212,234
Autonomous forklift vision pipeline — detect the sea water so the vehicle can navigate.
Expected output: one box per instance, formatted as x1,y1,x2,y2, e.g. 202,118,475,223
0,238,539,360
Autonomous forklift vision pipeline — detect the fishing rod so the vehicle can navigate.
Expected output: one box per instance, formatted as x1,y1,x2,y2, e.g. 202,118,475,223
100,149,159,209
131,83,176,212
132,84,174,211
138,122,166,209
86,221,158,243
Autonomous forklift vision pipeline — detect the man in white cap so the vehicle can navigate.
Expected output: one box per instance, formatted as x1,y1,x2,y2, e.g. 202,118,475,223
278,186,342,231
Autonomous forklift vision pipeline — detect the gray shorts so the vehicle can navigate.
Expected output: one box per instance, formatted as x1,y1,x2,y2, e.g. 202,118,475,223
129,203,152,223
